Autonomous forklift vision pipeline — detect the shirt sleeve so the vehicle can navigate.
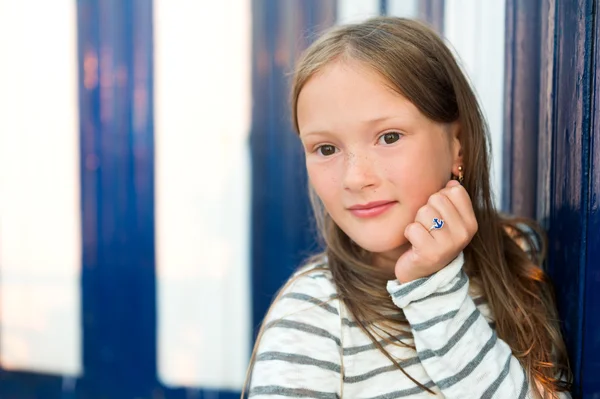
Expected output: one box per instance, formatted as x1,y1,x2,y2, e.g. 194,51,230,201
248,272,343,398
386,253,571,399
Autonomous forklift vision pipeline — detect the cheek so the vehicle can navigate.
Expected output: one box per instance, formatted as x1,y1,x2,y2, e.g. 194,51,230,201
384,148,448,204
307,163,340,203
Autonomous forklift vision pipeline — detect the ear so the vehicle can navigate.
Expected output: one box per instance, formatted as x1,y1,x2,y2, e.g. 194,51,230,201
449,121,463,176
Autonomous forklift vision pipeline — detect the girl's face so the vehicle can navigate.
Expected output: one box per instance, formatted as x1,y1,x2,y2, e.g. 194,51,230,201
297,60,463,268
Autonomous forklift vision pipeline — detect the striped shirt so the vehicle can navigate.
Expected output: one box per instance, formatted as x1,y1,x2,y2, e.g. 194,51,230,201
248,252,570,398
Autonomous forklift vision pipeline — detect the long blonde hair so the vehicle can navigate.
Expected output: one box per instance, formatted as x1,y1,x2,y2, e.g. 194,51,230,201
244,17,571,397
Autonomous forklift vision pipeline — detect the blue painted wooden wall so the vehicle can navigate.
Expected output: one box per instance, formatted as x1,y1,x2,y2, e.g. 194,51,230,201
505,0,600,397
0,1,335,398
249,0,336,341
1,1,598,398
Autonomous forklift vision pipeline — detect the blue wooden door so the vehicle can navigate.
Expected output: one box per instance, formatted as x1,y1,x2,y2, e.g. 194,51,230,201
504,0,600,397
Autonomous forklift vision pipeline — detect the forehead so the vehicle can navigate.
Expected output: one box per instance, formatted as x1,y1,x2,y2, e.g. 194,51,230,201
296,60,424,134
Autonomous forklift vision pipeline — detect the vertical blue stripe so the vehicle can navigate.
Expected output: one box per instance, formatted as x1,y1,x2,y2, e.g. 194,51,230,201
77,0,156,397
582,1,600,396
542,0,597,396
250,0,336,339
380,0,388,16
502,2,541,217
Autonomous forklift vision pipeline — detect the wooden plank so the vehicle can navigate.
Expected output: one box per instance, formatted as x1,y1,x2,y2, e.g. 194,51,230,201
503,0,542,217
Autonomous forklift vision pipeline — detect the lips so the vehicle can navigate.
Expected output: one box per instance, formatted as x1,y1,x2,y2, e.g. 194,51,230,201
348,200,397,218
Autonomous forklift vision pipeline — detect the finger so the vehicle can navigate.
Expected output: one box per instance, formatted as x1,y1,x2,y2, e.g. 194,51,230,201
414,204,450,240
404,221,436,251
402,221,448,274
427,192,471,247
441,183,472,216
440,183,478,230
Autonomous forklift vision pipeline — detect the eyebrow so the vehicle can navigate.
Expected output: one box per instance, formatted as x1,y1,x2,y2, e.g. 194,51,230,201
301,115,402,137
359,115,400,125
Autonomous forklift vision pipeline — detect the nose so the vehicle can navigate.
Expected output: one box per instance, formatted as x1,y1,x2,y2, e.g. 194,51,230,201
342,151,379,192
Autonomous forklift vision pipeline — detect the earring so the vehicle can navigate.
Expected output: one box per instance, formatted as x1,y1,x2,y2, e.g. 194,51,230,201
458,165,464,185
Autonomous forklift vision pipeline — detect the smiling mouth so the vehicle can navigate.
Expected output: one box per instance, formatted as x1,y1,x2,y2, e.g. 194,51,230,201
348,201,397,218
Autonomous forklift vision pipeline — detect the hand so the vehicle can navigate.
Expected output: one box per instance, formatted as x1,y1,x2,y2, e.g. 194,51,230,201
394,180,478,283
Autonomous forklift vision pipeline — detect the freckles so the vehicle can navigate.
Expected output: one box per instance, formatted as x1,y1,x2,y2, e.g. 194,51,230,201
346,152,356,166
380,161,395,178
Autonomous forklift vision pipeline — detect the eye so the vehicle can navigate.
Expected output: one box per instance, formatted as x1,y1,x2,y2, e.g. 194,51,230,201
378,132,402,145
316,144,338,156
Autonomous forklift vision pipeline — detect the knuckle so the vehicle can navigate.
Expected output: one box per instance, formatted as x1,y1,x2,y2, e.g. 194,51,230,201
427,194,439,206
468,218,479,234
434,192,451,208
440,192,452,206
429,192,444,205
416,206,429,219
458,230,471,246
448,186,464,200
427,196,437,209
451,183,465,193
405,222,418,236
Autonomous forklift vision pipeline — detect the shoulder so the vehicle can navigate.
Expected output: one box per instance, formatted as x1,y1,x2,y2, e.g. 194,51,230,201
255,255,343,361
250,256,344,391
291,255,335,286
503,218,544,263
264,255,339,325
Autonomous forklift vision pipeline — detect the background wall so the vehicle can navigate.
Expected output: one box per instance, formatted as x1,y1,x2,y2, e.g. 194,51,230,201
0,1,596,398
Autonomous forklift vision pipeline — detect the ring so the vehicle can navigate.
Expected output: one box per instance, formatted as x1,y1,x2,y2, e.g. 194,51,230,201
429,218,444,231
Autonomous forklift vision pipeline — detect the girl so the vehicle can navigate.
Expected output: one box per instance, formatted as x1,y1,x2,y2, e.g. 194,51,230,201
244,17,571,398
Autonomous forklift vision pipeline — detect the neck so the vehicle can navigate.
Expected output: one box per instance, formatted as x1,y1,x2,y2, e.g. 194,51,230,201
372,242,410,280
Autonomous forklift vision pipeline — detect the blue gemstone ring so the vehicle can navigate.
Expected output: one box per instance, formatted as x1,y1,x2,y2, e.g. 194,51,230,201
429,218,444,232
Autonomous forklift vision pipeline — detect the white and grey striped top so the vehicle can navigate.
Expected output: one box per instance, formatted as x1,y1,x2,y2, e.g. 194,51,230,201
248,252,570,398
